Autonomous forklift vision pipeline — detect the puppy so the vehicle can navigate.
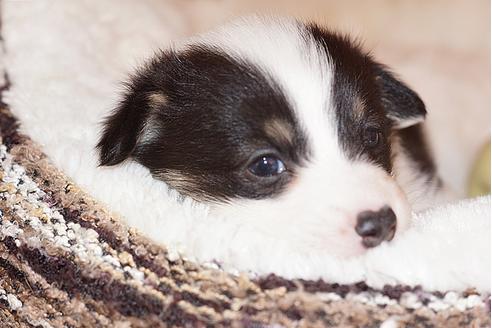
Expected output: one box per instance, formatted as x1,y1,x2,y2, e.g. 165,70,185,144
97,16,446,257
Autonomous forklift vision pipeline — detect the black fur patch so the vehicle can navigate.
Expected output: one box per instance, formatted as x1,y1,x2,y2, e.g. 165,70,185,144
374,65,427,124
97,46,308,201
307,24,430,174
307,24,393,172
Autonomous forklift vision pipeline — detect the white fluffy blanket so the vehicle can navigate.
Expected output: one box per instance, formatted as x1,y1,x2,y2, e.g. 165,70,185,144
3,0,490,292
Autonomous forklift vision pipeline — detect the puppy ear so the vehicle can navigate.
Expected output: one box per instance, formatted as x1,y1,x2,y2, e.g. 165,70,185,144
375,65,427,129
96,86,149,166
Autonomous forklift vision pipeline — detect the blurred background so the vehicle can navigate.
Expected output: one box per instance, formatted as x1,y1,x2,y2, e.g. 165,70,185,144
168,0,491,197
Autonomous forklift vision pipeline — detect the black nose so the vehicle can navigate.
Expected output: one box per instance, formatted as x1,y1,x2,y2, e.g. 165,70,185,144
355,206,397,248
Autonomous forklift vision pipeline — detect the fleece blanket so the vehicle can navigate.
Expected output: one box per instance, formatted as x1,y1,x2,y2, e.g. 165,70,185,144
0,1,490,327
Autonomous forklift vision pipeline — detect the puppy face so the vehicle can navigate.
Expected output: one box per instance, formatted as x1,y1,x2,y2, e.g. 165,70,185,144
97,17,426,257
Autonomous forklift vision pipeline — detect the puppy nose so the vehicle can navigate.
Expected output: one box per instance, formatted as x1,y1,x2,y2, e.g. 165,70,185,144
355,206,397,248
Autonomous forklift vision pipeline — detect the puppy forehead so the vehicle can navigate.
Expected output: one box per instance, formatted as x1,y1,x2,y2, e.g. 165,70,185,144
183,16,334,143
182,16,377,159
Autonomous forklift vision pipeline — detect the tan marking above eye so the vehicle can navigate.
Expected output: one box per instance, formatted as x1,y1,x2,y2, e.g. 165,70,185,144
353,96,367,119
148,92,168,110
264,119,294,145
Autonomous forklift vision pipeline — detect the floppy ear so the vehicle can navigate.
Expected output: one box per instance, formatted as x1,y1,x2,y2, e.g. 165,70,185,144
96,86,149,166
375,65,427,129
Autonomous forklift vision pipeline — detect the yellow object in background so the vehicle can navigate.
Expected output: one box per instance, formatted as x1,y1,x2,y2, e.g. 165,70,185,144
468,140,491,197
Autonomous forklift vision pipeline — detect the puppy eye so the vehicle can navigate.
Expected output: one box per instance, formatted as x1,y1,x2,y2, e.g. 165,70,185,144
363,128,382,148
248,155,286,177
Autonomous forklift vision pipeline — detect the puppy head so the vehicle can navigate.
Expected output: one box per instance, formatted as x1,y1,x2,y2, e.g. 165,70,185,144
97,17,426,257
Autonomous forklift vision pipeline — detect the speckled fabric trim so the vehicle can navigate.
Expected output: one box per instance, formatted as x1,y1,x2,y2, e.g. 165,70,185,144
0,37,490,328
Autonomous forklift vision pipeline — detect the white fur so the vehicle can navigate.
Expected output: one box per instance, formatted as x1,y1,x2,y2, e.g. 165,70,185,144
2,1,489,292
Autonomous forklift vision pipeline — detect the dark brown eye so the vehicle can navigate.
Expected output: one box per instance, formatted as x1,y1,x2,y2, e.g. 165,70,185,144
363,128,382,148
248,155,286,177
